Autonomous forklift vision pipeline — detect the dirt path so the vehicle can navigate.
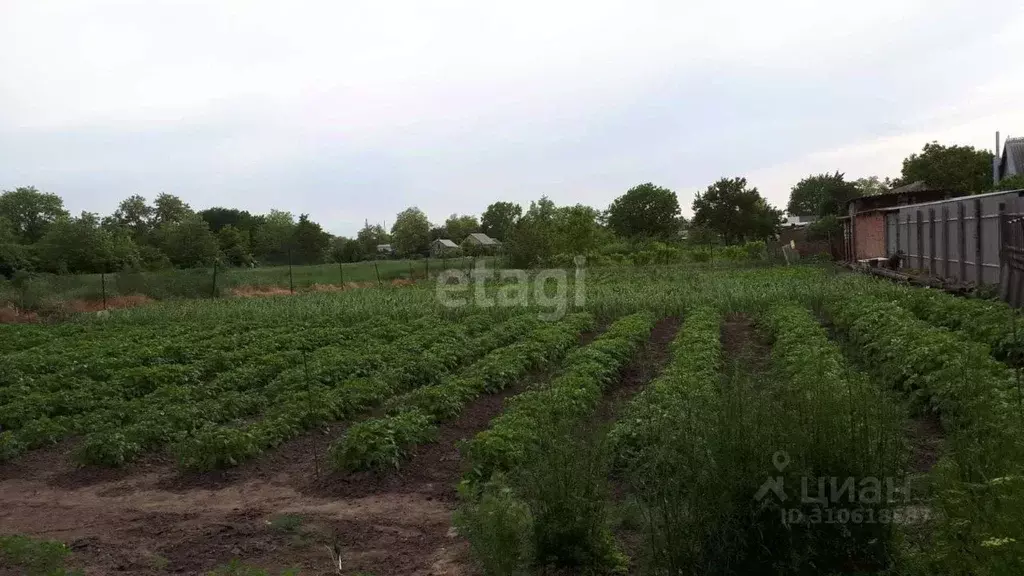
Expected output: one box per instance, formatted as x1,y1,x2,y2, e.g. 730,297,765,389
0,329,605,575
595,316,680,423
719,313,772,376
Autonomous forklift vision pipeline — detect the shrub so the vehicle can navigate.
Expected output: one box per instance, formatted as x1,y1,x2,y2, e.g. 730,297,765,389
454,474,535,576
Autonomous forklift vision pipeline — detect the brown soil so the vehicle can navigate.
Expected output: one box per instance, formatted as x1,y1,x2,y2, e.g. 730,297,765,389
907,411,944,474
0,305,38,323
596,317,681,573
719,313,773,374
596,316,681,422
230,285,296,297
67,294,154,313
0,295,154,324
232,278,418,298
0,329,609,575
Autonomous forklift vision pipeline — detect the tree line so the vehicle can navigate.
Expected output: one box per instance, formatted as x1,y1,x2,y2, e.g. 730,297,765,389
2,139,1019,277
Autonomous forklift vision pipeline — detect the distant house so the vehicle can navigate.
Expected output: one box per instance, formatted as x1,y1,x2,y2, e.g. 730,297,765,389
430,238,459,257
464,233,501,248
840,181,961,262
376,244,395,256
998,136,1024,181
783,215,817,228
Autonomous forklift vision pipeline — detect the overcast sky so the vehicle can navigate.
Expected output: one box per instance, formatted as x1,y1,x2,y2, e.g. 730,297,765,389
2,1,1023,236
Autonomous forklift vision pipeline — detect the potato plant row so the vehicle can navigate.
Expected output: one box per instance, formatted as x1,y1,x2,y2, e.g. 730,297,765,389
0,319,441,464
0,318,416,444
169,313,542,471
824,294,1024,571
608,306,721,471
462,312,655,485
761,304,904,476
329,312,596,472
893,286,1024,365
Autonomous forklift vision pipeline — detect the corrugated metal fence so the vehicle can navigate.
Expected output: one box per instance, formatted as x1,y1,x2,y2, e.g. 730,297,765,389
884,190,1024,287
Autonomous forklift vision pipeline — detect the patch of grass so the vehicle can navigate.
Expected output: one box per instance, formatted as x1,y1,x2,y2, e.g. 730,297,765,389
0,533,82,576
267,514,303,534
206,559,300,575
149,553,170,571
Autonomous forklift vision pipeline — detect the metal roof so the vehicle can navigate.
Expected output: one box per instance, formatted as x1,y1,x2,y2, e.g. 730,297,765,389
433,239,458,248
466,232,500,245
1002,137,1024,178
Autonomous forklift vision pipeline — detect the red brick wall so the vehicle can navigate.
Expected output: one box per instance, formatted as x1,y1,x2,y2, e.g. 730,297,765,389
854,212,886,259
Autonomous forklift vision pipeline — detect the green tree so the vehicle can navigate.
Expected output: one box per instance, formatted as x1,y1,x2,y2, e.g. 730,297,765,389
606,183,681,240
899,141,993,193
444,214,480,242
428,225,449,242
786,172,859,217
687,224,719,247
481,201,523,242
692,177,782,244
291,214,331,265
330,236,363,263
198,207,257,235
0,216,15,244
217,225,252,266
996,174,1024,191
159,215,220,268
507,196,557,267
0,186,69,243
552,204,601,255
356,222,390,256
37,212,140,273
853,176,892,197
251,210,295,265
390,207,431,256
152,193,192,227
110,194,155,242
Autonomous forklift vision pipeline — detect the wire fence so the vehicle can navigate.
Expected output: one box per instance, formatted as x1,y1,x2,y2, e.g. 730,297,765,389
1,255,498,311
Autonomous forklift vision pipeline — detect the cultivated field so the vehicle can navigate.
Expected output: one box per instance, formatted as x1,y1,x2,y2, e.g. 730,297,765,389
0,264,1022,575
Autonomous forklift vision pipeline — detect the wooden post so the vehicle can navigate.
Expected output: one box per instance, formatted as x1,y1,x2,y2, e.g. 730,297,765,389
101,271,107,310
211,261,219,297
339,262,344,286
288,248,295,294
958,202,967,282
409,261,414,280
928,208,936,275
374,260,381,286
942,206,950,279
975,199,983,286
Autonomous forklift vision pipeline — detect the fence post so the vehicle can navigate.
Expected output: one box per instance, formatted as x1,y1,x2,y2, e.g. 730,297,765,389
101,271,107,310
339,262,345,286
928,208,936,275
976,199,984,285
895,212,901,258
409,261,414,280
942,206,950,279
288,248,295,294
374,260,381,286
958,202,967,282
211,261,218,298
999,203,1009,299
916,210,924,271
425,257,430,280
